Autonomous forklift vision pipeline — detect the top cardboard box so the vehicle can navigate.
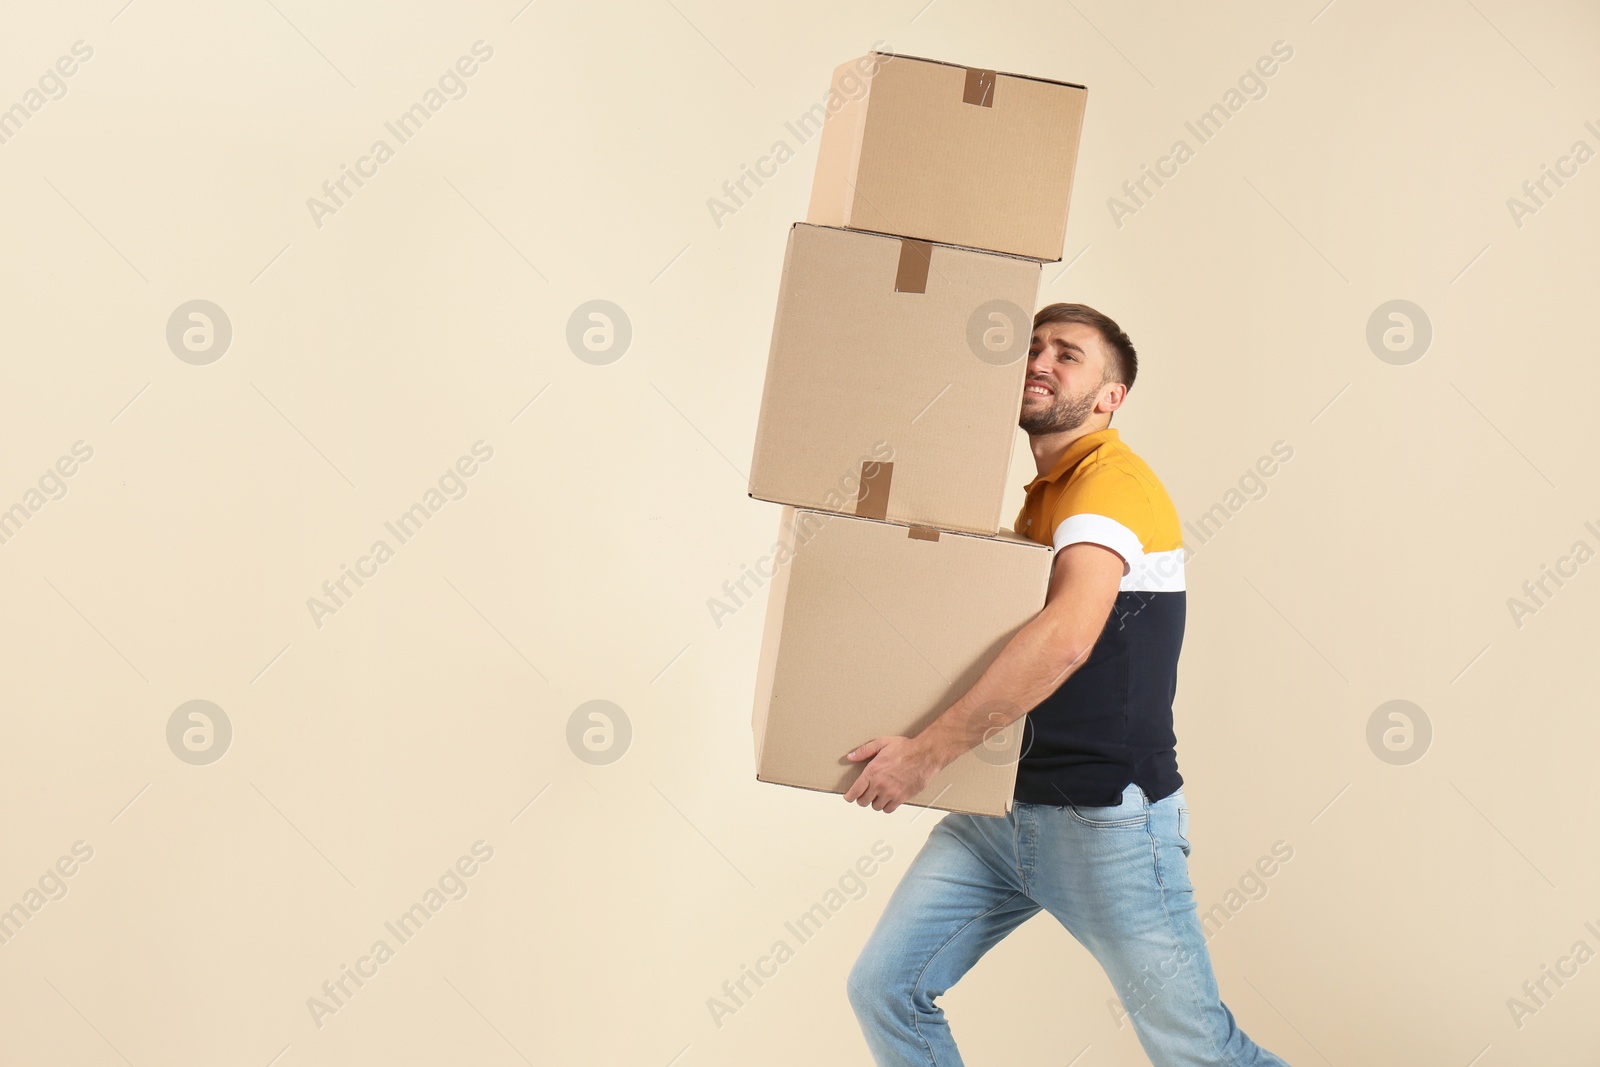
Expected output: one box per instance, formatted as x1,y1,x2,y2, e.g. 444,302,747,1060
807,51,1088,262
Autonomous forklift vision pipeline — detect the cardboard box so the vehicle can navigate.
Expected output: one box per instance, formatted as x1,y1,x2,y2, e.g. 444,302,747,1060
748,223,1039,536
751,506,1053,817
807,51,1088,262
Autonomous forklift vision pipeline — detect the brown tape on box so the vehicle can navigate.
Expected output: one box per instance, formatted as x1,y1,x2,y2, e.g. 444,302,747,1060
894,239,933,294
855,460,892,520
962,67,996,107
908,525,940,542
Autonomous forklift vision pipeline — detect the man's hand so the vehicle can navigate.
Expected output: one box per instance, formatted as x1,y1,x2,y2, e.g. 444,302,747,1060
838,541,1125,816
841,735,941,813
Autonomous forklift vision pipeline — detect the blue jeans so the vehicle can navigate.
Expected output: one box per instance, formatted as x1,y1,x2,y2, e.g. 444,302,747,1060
847,782,1291,1066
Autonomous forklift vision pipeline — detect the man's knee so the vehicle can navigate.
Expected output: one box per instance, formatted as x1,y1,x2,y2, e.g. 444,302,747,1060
847,945,911,1014
846,949,883,1011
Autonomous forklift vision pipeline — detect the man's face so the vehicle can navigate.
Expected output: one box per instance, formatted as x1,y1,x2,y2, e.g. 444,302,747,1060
1019,320,1116,435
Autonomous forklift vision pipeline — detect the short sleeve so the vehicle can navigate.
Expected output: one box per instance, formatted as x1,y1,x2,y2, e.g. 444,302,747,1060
1048,467,1154,577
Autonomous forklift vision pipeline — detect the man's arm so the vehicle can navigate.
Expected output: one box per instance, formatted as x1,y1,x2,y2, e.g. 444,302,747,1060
842,539,1126,811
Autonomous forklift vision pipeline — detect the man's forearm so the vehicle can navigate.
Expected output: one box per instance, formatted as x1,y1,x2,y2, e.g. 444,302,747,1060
916,610,1090,770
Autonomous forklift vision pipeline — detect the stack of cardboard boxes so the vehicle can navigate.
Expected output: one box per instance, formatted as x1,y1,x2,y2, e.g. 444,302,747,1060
748,51,1088,817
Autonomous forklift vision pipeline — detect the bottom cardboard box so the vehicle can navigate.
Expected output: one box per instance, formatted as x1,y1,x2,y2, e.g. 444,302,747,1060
751,505,1053,817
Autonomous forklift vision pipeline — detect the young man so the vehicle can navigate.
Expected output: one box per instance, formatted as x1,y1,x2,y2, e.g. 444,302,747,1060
840,304,1291,1066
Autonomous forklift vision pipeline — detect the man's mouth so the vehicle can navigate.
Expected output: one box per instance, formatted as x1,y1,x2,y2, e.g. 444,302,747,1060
1023,381,1054,398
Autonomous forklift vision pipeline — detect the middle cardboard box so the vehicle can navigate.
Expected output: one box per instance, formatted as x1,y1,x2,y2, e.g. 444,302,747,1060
748,222,1040,537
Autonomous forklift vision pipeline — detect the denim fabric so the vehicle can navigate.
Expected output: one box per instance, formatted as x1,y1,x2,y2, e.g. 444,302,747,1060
847,781,1291,1066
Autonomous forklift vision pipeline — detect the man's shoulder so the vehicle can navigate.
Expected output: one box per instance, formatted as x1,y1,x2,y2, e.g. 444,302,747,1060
1056,436,1183,554
1077,438,1175,504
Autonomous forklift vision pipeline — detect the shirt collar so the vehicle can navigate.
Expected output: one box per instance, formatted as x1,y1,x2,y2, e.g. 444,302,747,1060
1023,427,1120,492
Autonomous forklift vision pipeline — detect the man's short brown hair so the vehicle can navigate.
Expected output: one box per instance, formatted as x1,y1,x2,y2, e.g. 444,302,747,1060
1033,303,1138,392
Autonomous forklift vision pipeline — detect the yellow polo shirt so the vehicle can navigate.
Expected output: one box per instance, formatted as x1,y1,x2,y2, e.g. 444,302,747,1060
1014,427,1185,592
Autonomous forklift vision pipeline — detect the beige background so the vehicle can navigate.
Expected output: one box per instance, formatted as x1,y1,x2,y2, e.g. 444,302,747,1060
0,1,1595,1064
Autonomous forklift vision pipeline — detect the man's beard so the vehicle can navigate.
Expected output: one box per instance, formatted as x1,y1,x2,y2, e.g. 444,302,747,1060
1019,381,1101,435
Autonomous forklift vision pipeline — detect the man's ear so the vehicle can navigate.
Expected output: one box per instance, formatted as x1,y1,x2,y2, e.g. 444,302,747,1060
1096,380,1127,415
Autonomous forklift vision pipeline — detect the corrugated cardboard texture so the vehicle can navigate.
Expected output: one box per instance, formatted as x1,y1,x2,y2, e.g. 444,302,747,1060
748,223,1040,535
751,507,1052,817
806,51,1087,261
750,505,800,767
806,55,872,238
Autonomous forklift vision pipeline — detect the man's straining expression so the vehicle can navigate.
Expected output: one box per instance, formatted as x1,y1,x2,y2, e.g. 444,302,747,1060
1019,321,1117,436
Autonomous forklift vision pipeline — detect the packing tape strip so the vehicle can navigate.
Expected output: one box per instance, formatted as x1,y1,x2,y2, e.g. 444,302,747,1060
907,525,940,542
855,460,892,520
963,67,996,107
894,239,932,294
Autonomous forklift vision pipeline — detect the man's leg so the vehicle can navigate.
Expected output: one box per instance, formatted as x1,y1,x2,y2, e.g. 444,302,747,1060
1024,784,1292,1066
848,810,1041,1067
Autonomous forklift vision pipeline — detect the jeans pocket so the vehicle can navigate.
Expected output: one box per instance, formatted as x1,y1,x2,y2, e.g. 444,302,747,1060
1176,805,1191,857
1067,800,1149,829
